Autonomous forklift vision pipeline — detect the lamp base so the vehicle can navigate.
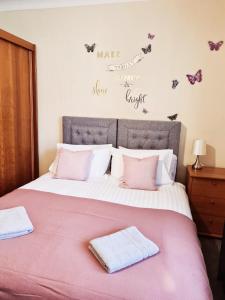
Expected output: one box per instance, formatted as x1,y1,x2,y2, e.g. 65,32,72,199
192,155,203,170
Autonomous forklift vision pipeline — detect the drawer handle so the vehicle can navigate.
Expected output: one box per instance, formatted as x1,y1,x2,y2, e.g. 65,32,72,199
209,200,215,205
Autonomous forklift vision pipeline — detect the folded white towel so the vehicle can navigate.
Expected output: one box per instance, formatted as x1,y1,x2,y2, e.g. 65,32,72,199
89,226,159,273
0,206,33,240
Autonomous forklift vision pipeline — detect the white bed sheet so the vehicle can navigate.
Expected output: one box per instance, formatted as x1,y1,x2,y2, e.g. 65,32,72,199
22,173,192,220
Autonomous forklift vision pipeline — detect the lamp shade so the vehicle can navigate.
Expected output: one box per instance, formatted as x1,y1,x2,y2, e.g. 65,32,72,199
192,139,206,156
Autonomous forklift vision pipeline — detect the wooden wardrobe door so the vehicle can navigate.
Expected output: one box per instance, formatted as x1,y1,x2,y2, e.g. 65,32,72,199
0,30,38,196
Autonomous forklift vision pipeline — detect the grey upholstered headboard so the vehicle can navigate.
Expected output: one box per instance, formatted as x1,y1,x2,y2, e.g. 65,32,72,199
63,116,117,147
117,119,181,157
62,117,181,157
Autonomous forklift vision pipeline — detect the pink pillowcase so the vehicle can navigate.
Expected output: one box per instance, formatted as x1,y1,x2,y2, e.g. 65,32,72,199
53,148,93,181
120,155,159,191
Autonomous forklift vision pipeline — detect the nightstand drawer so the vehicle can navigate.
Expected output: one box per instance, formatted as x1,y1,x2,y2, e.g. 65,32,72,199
193,213,225,237
192,178,225,198
190,195,225,217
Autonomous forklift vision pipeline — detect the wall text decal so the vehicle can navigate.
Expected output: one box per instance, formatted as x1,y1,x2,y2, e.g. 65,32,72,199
121,81,133,88
119,75,140,87
107,53,144,71
92,80,107,96
125,88,147,109
118,75,141,82
97,51,120,59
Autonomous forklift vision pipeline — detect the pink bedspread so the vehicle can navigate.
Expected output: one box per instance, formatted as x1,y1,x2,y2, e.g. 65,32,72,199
0,189,212,300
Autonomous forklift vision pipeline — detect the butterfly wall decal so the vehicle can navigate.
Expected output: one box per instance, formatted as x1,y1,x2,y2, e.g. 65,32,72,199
142,108,148,114
148,33,155,40
141,44,151,54
172,80,179,89
186,69,202,85
84,43,96,53
167,113,178,121
208,41,223,51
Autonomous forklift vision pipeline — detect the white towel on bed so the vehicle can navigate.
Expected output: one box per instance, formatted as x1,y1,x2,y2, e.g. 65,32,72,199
89,226,159,273
0,206,33,240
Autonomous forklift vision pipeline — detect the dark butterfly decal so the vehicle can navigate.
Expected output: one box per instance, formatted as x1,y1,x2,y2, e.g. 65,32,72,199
141,44,151,54
208,41,223,51
172,80,179,89
148,33,155,40
142,108,148,114
84,43,96,53
186,69,202,85
167,113,178,121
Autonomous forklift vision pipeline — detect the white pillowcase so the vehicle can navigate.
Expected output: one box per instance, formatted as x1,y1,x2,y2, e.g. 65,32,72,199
169,155,177,181
49,143,112,179
56,143,112,151
111,147,174,185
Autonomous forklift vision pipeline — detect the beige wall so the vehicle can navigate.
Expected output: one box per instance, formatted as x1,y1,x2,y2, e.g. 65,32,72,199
0,0,225,182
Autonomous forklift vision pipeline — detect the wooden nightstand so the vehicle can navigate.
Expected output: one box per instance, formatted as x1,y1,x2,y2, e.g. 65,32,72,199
218,221,225,290
186,165,225,238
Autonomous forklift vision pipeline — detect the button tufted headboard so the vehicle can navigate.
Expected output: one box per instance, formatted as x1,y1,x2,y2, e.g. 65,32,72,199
117,119,181,157
63,117,181,157
63,116,117,147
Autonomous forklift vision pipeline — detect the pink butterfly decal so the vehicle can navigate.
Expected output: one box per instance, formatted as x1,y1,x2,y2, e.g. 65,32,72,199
148,33,155,40
186,69,202,85
208,41,223,51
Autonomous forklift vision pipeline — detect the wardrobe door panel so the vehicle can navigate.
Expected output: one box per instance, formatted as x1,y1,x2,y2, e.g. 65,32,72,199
0,30,38,196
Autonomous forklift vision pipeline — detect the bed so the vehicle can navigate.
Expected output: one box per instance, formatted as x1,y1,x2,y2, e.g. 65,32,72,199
0,117,212,300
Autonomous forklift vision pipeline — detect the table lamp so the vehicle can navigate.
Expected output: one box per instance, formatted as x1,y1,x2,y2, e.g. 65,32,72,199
192,139,206,170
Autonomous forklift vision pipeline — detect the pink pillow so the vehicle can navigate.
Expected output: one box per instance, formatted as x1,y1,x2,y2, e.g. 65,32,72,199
120,155,159,191
53,148,93,181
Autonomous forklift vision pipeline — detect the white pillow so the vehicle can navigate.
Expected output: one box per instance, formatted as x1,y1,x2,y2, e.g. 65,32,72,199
169,155,177,181
56,143,112,151
49,143,112,179
118,146,174,171
111,147,174,185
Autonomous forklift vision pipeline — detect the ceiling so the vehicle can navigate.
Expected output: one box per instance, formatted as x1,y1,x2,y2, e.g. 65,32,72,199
0,0,146,12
